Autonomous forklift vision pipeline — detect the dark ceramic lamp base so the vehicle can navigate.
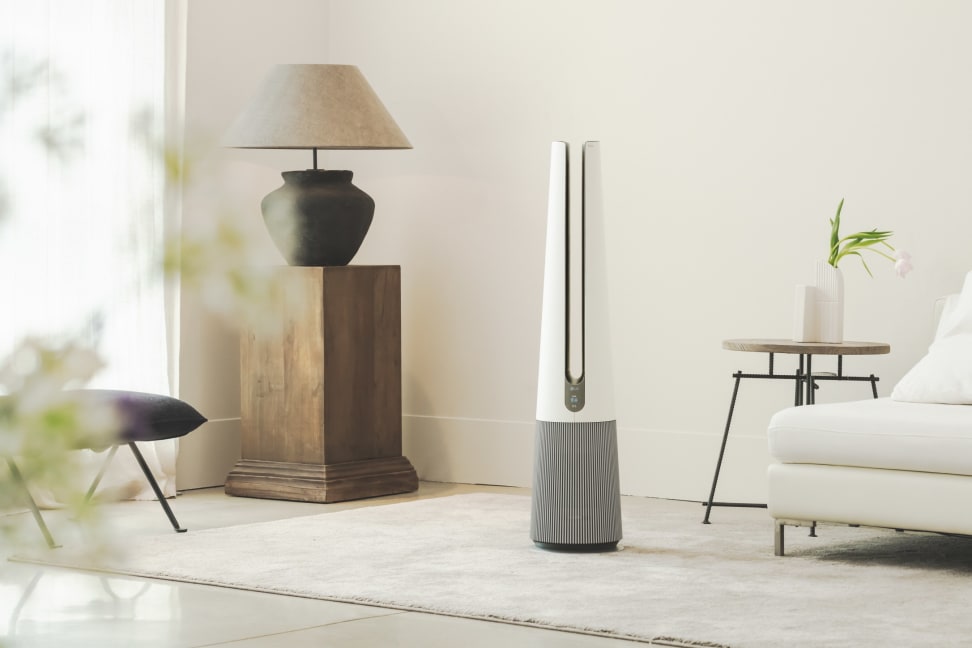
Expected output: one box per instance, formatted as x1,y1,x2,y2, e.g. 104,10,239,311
261,169,374,267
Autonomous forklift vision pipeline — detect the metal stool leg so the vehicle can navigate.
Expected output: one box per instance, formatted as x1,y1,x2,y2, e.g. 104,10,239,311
127,442,186,533
703,373,742,524
6,458,59,549
870,375,879,399
85,445,120,502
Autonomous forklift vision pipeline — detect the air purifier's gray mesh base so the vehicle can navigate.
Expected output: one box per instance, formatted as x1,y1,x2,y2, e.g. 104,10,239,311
530,419,622,550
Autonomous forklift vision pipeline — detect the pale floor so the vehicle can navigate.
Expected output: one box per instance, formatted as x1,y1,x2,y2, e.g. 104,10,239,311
0,482,649,647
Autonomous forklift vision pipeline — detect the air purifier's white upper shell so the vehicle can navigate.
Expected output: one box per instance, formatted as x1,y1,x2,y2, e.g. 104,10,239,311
536,141,615,424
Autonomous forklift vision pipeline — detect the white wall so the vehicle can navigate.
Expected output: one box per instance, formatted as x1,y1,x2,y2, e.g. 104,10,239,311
327,0,972,503
179,1,972,503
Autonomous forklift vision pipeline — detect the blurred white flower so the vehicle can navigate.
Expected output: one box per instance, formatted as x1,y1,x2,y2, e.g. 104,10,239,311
893,250,913,278
166,216,303,336
0,338,118,451
1,338,104,405
0,338,119,545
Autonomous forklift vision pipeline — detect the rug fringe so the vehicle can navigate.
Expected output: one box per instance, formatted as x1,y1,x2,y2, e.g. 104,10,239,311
651,636,733,648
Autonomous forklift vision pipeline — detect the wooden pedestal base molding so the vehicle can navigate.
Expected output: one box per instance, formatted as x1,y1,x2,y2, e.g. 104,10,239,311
227,265,418,503
225,456,418,503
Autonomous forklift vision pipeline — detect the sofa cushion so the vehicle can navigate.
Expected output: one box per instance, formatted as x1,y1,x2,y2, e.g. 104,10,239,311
768,398,972,476
892,270,972,405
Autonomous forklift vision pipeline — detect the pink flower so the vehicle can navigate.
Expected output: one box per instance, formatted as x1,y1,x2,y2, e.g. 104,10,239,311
894,250,913,278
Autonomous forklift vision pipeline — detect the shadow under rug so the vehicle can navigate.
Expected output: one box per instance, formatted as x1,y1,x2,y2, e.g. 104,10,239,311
13,493,972,647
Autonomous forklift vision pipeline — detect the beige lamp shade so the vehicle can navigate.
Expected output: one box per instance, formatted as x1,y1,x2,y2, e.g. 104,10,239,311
224,64,411,150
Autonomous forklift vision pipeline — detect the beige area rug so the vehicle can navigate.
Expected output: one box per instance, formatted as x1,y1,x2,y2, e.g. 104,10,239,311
14,493,972,647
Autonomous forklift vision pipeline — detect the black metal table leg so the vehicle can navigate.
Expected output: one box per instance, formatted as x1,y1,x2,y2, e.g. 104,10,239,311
794,355,805,406
705,344,886,523
703,373,742,524
806,354,814,405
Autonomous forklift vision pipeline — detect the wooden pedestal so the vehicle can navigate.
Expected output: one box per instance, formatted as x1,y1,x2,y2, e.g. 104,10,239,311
225,265,418,503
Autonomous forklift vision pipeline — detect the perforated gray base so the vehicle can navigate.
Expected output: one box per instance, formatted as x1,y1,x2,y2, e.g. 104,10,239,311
530,420,622,550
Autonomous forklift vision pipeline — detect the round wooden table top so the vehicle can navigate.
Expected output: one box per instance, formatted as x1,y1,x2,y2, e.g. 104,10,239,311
722,338,891,356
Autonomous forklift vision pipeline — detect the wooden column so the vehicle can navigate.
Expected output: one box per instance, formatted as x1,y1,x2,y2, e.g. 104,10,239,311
225,265,418,503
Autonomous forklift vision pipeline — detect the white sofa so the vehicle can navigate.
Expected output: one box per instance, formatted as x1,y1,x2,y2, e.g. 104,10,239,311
767,276,972,556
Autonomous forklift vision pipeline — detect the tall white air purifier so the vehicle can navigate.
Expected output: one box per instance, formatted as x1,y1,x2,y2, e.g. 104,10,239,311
530,141,622,552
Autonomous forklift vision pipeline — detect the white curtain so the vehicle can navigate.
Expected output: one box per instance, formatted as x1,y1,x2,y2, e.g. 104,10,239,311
0,0,184,502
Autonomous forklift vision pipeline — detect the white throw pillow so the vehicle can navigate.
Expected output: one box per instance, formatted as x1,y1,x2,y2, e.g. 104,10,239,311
935,271,972,339
892,270,972,405
891,334,972,404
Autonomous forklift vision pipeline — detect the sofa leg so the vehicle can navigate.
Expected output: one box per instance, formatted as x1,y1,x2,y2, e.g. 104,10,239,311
775,520,785,556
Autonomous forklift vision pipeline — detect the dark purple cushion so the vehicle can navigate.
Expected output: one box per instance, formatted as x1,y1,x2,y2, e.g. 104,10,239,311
70,390,207,443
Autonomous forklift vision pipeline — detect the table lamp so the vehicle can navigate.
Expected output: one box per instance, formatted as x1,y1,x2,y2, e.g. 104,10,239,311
224,64,411,266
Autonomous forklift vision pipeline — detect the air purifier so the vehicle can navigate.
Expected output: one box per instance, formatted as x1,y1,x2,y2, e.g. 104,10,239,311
530,140,623,552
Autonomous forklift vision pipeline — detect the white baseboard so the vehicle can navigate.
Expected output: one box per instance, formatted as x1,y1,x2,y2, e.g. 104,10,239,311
616,427,770,504
178,414,772,504
403,415,771,503
177,418,241,490
403,415,534,488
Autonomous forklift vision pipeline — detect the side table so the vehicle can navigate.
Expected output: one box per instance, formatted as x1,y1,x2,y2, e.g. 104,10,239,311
702,338,890,524
225,265,418,503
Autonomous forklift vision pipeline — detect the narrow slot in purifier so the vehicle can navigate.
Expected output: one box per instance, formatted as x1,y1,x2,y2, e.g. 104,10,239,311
531,141,622,552
566,145,583,386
